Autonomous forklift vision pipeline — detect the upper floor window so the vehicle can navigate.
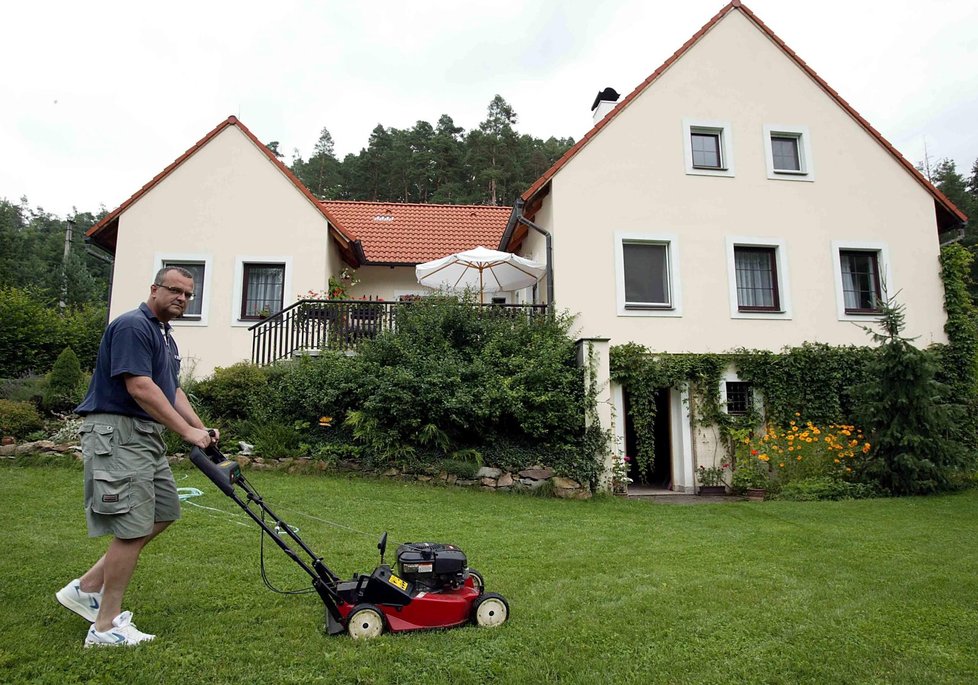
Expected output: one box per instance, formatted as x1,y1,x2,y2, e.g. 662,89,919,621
839,250,881,314
725,237,791,319
615,232,683,317
734,247,780,311
161,261,204,320
683,119,734,178
241,262,285,320
831,241,888,320
764,125,814,181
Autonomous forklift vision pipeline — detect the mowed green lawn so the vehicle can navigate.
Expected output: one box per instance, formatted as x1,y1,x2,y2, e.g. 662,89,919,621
1,461,977,684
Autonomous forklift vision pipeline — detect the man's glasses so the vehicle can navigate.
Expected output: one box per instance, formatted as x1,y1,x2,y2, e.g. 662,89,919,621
154,283,195,300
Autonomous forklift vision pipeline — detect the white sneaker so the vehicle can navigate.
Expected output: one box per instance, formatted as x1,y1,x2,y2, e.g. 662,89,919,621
56,579,103,622
84,611,156,647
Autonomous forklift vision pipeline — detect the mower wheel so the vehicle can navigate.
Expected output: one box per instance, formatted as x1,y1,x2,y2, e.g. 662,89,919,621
467,568,485,593
471,592,509,628
347,604,386,640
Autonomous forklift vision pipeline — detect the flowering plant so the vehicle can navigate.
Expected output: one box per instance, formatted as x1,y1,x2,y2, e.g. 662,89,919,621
301,268,360,301
611,454,632,494
697,463,728,486
731,417,872,492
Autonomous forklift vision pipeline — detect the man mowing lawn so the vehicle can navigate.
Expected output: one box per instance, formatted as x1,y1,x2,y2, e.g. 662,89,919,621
56,266,218,647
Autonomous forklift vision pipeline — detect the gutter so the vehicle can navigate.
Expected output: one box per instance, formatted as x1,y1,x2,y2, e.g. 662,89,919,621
512,198,555,306
84,236,116,325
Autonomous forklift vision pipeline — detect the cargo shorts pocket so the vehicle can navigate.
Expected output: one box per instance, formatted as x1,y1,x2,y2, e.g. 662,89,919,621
91,470,133,515
79,424,115,457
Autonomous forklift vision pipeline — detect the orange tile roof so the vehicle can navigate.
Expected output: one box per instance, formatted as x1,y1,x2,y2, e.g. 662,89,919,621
322,200,513,265
520,0,967,231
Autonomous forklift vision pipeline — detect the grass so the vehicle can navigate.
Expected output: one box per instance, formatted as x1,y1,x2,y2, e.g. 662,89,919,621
2,461,977,684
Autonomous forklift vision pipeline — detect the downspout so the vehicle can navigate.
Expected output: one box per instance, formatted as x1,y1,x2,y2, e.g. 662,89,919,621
514,197,555,307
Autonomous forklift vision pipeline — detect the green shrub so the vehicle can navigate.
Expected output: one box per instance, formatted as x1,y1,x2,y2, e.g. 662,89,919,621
42,348,85,413
439,459,481,479
776,477,880,501
0,287,63,376
194,362,270,420
0,399,45,439
0,375,46,404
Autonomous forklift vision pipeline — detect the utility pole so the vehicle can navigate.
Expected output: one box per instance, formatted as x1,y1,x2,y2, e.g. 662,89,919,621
59,218,75,311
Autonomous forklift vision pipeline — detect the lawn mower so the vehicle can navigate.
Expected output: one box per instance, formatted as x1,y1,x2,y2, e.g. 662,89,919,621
189,443,509,639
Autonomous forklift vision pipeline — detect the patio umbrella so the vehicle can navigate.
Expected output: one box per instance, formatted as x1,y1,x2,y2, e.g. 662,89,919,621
415,246,546,303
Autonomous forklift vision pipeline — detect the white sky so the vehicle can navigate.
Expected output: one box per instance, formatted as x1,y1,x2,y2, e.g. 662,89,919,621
2,0,976,218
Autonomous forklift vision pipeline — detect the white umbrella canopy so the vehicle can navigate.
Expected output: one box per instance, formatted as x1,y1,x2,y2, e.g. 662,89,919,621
415,246,546,303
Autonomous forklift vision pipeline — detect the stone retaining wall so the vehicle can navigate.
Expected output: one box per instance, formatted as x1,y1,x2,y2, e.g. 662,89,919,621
1,440,592,499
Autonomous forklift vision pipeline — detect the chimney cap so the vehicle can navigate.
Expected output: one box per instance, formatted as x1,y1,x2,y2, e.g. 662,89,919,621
590,87,620,111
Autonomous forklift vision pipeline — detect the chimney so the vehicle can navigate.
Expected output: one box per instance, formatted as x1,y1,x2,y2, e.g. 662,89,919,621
591,87,620,126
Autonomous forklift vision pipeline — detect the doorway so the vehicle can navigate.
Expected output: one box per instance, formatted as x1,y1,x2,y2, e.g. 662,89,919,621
624,388,673,488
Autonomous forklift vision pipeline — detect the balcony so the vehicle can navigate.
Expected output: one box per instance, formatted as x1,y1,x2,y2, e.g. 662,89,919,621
250,299,549,366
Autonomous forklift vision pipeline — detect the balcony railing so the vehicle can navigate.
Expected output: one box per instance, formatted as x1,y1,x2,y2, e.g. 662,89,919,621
250,299,549,366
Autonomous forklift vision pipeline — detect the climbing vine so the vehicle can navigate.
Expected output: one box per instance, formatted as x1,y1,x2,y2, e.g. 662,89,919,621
610,244,978,490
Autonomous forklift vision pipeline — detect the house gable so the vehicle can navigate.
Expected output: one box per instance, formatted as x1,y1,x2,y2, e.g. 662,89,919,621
514,0,966,239
86,116,355,255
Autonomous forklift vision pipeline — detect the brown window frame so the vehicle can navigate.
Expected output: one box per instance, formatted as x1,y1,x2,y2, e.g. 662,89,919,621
240,262,286,320
734,246,780,312
839,250,882,314
690,131,723,170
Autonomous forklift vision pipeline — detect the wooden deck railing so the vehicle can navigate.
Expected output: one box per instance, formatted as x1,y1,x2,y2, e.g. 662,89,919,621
250,299,549,366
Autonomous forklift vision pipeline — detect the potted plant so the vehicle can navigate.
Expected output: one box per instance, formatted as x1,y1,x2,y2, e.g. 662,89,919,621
696,463,728,495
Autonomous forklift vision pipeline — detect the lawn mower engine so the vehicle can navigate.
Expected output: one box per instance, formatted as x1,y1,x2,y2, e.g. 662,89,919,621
396,542,468,592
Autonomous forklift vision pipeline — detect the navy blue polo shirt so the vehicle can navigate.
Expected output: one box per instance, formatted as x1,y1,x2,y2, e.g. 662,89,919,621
76,303,181,420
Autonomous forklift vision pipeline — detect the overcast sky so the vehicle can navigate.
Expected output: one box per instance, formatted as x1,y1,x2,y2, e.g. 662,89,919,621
2,0,976,218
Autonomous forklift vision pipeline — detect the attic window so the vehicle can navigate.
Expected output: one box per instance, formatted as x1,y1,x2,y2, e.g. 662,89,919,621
683,119,734,178
373,215,394,222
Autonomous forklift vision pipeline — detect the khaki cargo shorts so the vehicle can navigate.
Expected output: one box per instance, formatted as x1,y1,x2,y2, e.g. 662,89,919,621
79,413,180,539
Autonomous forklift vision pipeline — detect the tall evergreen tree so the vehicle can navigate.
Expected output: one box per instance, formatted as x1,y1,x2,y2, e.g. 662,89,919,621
854,295,966,494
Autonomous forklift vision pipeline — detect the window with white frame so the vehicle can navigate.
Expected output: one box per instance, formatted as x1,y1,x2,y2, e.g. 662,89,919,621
724,381,754,416
156,253,212,325
615,233,682,316
725,237,790,319
683,119,734,178
231,256,293,325
763,125,813,180
831,241,888,319
241,262,285,320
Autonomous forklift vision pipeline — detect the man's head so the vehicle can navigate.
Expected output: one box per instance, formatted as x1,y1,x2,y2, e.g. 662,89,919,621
149,266,195,322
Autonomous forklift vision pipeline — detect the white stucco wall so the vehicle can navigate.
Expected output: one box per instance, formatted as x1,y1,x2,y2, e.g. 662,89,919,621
109,125,335,377
541,10,947,352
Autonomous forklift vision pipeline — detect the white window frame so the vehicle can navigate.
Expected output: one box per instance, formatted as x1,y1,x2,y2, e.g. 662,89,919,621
763,124,814,181
232,255,294,327
724,237,792,319
614,232,683,317
831,240,890,321
154,253,212,327
683,118,735,178
719,368,760,417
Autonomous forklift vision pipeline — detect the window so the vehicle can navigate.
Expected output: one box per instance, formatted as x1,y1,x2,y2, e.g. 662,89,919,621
734,247,779,311
683,119,734,177
623,242,670,307
831,241,888,320
724,382,753,416
691,131,722,169
771,136,800,171
241,263,285,320
156,253,211,326
725,237,791,319
615,233,682,317
162,260,204,320
839,250,881,313
763,125,813,180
